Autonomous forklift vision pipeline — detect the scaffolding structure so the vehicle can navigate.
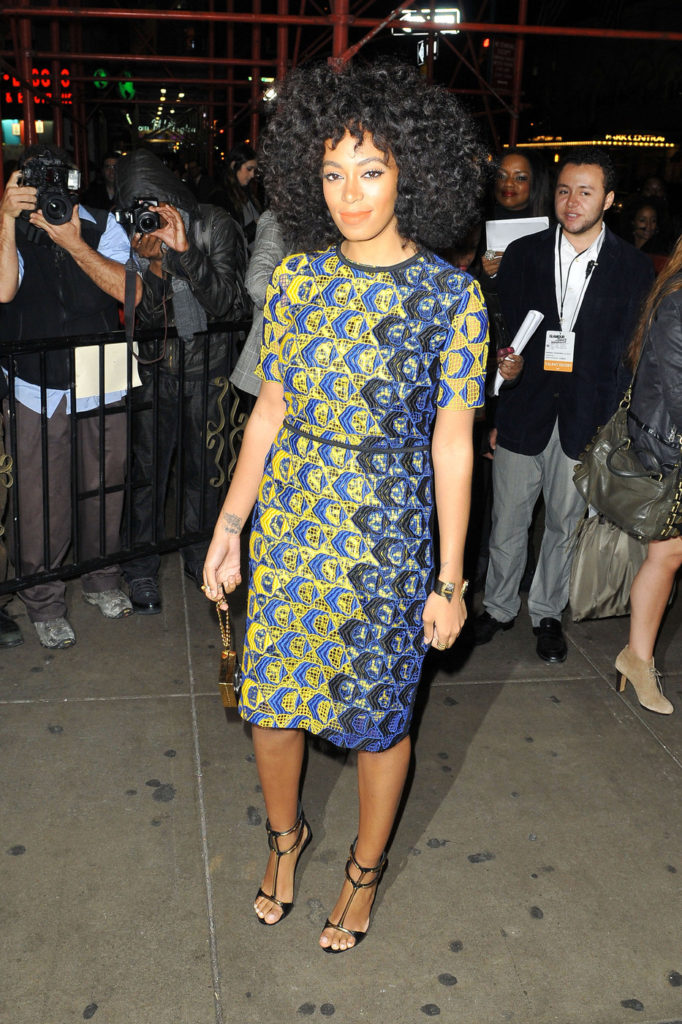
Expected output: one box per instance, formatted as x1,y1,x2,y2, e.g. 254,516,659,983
1,1,681,184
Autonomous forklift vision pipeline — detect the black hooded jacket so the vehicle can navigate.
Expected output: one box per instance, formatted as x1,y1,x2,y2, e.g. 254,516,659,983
115,150,250,378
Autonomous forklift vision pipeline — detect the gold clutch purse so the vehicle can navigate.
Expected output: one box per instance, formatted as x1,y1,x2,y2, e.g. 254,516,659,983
215,604,242,709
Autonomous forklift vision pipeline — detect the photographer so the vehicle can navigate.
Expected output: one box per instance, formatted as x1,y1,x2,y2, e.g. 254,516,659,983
0,144,142,649
115,150,250,613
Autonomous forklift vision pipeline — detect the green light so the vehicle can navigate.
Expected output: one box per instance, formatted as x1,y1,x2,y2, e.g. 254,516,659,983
93,68,108,90
117,71,135,101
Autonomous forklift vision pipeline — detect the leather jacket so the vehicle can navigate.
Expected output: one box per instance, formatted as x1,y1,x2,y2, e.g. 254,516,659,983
628,282,682,474
135,203,251,378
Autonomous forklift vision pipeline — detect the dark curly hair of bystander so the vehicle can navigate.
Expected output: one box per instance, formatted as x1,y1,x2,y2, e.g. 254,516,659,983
260,59,489,253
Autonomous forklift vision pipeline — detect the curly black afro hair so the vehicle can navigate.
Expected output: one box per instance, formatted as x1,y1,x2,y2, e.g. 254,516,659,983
260,60,489,253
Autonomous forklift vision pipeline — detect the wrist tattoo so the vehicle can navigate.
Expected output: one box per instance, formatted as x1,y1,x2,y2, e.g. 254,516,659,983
222,512,242,535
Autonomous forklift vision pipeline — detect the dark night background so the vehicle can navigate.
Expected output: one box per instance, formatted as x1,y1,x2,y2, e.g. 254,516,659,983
2,1,680,179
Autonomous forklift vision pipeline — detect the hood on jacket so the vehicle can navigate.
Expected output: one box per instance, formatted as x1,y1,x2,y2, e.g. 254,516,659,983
115,150,199,219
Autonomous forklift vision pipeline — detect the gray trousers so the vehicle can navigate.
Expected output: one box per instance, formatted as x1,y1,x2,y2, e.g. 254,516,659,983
484,421,585,628
3,397,126,622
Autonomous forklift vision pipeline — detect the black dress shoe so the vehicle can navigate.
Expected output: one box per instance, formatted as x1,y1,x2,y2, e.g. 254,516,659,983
128,577,161,615
0,607,23,648
533,617,567,663
183,563,204,590
473,610,515,646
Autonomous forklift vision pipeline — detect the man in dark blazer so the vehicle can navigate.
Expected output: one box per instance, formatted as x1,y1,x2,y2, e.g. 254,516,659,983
473,147,654,662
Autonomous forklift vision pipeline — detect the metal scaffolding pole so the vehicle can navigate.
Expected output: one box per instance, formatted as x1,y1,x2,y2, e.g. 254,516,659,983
277,0,288,84
17,0,36,148
3,8,682,43
50,0,64,147
330,0,350,64
226,0,234,151
69,18,87,177
250,0,261,145
207,0,215,177
509,0,527,147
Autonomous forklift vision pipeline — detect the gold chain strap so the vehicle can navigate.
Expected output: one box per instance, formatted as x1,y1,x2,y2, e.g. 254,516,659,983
216,602,231,650
216,604,239,708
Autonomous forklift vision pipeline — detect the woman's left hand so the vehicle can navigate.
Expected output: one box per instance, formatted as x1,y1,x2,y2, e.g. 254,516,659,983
422,589,467,650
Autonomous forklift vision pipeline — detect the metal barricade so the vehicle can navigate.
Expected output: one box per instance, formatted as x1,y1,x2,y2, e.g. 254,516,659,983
0,322,253,597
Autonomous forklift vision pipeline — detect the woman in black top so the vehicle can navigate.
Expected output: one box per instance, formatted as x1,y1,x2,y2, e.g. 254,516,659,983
615,233,682,714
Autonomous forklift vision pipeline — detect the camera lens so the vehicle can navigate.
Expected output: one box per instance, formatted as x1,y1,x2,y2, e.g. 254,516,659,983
137,210,160,234
43,193,72,225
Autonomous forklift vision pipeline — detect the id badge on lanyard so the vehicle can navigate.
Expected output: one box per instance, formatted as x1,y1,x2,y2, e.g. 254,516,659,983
544,330,575,372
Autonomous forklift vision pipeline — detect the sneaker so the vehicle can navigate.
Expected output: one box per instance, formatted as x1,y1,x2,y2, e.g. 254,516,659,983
83,589,133,619
128,577,162,615
34,617,76,649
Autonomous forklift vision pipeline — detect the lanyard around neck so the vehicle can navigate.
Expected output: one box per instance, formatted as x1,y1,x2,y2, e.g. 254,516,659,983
556,231,598,331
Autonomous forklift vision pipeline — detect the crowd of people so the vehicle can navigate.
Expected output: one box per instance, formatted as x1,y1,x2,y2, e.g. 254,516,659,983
1,56,681,957
0,142,254,647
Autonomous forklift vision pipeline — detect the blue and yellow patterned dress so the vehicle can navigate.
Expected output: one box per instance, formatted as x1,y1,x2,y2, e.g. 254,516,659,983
239,245,488,751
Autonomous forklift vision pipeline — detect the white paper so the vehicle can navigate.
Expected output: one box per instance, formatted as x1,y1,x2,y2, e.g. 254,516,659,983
492,309,544,396
485,216,549,252
75,341,141,398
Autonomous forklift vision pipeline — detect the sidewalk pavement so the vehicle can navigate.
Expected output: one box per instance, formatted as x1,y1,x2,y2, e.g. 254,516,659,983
2,555,681,1024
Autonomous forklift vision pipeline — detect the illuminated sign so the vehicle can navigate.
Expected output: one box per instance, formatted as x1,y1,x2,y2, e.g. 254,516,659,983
2,68,72,106
605,133,667,143
117,70,136,101
513,135,676,150
392,7,461,34
93,68,109,90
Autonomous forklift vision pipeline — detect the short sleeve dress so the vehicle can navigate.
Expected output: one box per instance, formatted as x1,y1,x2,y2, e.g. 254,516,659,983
239,245,488,751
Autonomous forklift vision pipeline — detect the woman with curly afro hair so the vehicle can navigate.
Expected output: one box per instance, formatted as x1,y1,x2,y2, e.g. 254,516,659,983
204,60,490,953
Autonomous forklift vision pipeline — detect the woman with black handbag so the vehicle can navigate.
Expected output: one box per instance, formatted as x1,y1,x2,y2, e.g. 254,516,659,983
615,233,682,714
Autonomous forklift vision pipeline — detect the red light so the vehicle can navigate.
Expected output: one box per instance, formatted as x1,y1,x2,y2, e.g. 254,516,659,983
482,37,490,48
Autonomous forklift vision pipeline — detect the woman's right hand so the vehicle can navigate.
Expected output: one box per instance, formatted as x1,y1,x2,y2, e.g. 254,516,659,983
481,251,503,277
202,530,242,609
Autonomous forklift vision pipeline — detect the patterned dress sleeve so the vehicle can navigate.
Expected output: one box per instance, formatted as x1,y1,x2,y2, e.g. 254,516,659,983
437,277,489,410
255,256,295,385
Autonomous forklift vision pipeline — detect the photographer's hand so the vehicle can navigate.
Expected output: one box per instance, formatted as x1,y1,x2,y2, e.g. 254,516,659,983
0,170,37,221
0,171,34,302
149,203,189,253
30,201,83,250
132,232,164,277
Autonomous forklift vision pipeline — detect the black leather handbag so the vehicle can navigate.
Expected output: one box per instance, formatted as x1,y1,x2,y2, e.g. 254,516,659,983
573,385,682,542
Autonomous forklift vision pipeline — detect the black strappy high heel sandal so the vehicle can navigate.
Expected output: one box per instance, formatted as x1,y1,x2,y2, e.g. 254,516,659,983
322,838,387,953
254,807,312,926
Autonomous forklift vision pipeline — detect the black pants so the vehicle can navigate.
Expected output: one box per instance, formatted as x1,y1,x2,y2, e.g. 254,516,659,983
124,374,224,583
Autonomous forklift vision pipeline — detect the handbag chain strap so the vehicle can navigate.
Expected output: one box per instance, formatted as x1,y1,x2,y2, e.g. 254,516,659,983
663,477,682,537
216,603,232,651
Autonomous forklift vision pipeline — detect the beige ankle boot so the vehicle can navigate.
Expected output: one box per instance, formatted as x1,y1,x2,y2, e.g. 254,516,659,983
614,646,674,715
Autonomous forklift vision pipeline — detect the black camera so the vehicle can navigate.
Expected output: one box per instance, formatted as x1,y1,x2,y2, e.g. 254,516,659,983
20,158,81,225
115,198,161,235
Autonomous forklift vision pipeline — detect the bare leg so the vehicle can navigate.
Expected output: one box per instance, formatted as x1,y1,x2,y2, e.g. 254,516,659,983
320,734,411,951
252,724,307,924
628,537,682,661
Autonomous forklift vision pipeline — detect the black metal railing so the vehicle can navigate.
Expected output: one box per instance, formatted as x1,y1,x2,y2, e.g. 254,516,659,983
0,322,253,596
